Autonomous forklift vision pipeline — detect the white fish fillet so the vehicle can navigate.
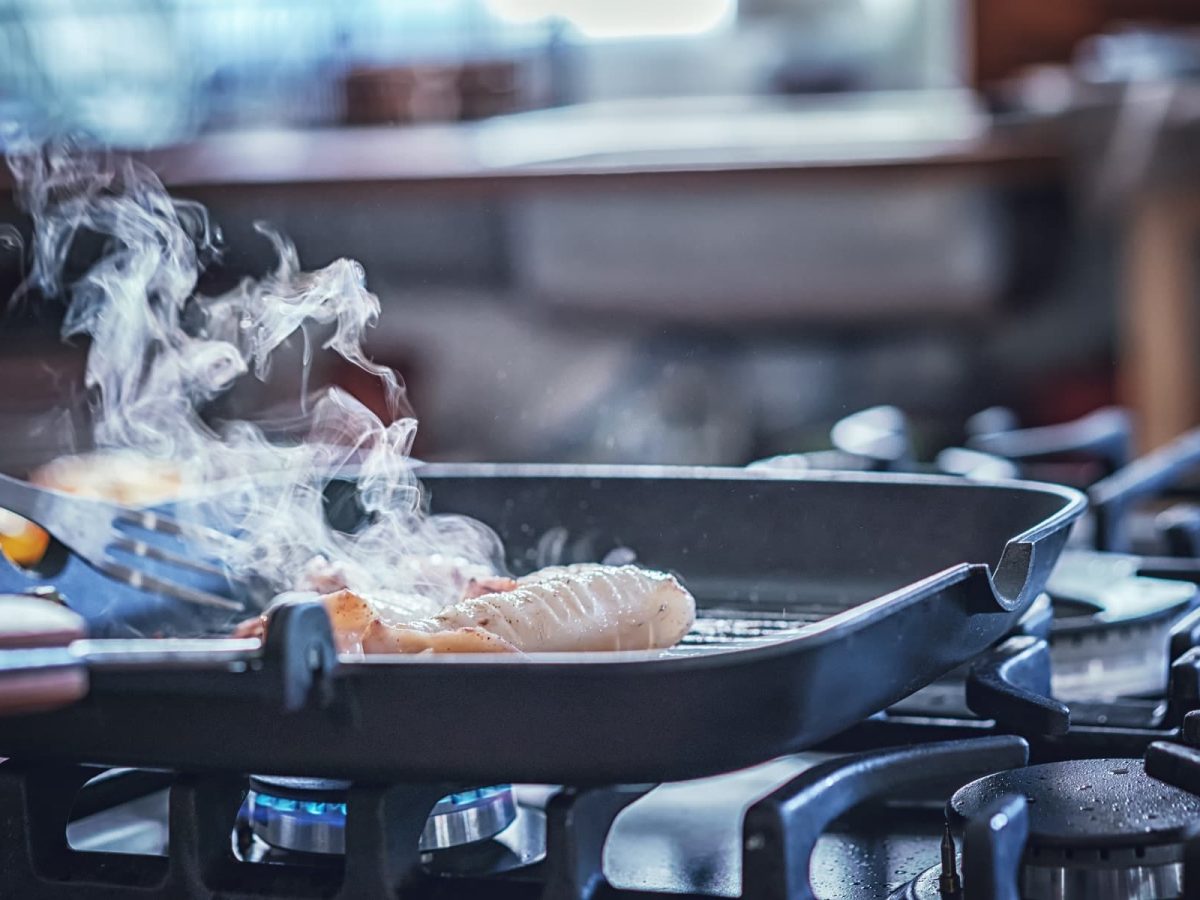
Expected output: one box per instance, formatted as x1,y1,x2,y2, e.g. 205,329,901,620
326,563,695,654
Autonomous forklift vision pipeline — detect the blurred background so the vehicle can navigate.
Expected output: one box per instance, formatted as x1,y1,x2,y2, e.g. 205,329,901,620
0,0,1199,469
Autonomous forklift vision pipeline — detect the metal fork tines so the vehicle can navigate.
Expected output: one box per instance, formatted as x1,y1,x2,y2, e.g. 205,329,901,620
0,470,247,612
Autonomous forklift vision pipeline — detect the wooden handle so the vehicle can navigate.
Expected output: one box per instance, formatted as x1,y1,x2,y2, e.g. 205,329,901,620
0,595,88,714
0,594,85,649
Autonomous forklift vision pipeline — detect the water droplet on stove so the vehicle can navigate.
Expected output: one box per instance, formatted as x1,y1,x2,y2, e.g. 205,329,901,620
1111,767,1129,775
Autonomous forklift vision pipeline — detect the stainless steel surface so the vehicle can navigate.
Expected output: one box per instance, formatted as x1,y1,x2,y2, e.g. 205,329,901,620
71,638,261,664
1021,859,1183,900
67,789,170,855
420,789,518,851
250,795,345,856
1046,550,1197,700
1046,551,1197,625
900,854,1185,900
247,781,518,854
1050,615,1180,700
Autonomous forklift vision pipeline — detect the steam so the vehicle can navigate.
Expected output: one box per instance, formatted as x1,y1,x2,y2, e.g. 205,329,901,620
8,142,503,624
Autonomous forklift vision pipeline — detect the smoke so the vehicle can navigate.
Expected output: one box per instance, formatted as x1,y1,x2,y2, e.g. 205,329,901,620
7,141,504,624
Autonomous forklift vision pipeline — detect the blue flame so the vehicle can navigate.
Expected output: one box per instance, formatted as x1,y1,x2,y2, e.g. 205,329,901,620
251,784,509,829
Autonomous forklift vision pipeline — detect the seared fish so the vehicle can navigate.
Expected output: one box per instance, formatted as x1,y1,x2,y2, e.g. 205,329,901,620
244,564,695,654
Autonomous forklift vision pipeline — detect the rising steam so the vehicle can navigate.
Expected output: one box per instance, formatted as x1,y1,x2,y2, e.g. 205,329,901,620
8,142,503,624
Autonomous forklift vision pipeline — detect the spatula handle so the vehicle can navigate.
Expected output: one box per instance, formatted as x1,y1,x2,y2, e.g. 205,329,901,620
0,594,88,714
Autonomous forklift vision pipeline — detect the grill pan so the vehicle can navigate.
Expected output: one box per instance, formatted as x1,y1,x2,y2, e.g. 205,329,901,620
0,465,1083,784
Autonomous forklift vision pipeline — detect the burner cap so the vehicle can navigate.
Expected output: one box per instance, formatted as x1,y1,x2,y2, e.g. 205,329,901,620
948,759,1200,900
246,776,517,856
950,759,1200,847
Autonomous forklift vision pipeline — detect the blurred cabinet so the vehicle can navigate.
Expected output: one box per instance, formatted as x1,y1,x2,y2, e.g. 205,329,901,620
970,0,1200,88
1121,190,1200,451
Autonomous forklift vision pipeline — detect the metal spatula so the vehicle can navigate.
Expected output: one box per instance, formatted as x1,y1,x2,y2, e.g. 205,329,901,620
0,470,246,612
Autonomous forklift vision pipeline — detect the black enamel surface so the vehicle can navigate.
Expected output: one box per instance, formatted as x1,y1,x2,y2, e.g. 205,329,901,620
950,759,1200,848
0,467,1083,784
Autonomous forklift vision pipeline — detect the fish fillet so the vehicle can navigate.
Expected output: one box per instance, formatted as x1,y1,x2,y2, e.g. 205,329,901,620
315,563,695,654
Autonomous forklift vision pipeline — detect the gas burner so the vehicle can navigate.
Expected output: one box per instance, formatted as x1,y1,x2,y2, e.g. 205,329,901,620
1045,551,1198,700
246,776,517,855
901,759,1200,900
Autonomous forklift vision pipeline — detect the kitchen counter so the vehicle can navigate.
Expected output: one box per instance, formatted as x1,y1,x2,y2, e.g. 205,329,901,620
135,91,1062,191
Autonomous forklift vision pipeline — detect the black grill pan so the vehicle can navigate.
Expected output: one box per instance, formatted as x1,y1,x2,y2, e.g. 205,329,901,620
0,465,1083,784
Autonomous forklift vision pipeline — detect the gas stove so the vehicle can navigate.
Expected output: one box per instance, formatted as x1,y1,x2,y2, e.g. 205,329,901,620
29,661,1200,900
6,409,1200,899
30,563,1200,900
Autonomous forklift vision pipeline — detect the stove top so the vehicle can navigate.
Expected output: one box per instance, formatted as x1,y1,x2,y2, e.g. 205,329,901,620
15,588,1200,900
6,406,1200,899
7,650,1200,900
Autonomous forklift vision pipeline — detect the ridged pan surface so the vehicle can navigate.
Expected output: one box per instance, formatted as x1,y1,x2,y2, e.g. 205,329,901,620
0,465,1085,783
